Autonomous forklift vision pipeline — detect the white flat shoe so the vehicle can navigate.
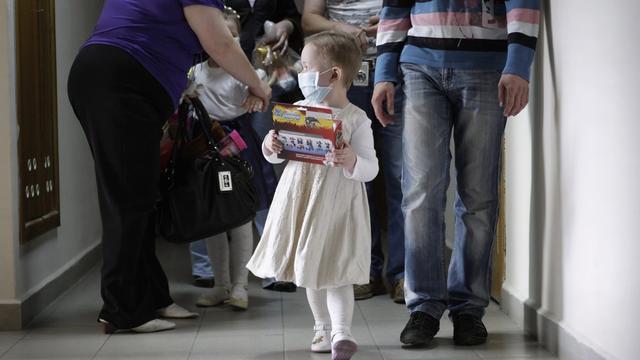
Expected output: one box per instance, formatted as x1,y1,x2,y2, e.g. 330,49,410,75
229,284,248,311
311,325,331,353
157,303,199,319
196,286,230,307
99,318,176,334
132,319,176,333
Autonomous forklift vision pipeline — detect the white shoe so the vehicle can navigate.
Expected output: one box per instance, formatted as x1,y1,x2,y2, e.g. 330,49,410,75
228,283,248,310
196,286,230,307
331,331,357,360
157,303,199,319
310,325,331,353
131,319,176,333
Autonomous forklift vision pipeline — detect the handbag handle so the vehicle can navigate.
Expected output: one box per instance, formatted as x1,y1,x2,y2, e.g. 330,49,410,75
187,96,220,152
163,96,226,188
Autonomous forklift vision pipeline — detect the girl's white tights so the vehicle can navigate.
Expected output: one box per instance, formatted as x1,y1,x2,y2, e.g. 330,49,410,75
205,221,253,288
306,285,355,341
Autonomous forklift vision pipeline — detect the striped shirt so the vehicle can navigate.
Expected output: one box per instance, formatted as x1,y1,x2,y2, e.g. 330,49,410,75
325,0,382,59
374,0,540,84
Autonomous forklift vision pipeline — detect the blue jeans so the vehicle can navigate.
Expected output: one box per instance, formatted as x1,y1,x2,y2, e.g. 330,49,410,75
401,63,506,320
190,240,213,278
347,70,405,285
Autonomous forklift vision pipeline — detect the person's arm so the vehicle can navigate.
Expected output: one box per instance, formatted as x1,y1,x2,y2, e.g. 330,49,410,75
272,0,304,54
184,5,271,109
499,0,541,116
337,117,378,183
372,0,414,125
302,0,368,50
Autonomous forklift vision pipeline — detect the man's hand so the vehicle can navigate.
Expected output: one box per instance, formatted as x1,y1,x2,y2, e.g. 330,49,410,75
498,74,529,117
372,82,396,127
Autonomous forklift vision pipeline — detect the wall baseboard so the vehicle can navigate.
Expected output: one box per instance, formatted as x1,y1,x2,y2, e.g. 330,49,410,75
501,287,607,360
0,300,21,331
0,242,101,330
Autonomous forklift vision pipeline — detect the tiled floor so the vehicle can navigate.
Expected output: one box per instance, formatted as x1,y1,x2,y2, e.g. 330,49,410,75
0,241,557,360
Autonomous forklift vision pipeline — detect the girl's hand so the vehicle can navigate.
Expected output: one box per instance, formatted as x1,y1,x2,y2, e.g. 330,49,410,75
265,130,283,155
243,94,264,113
325,142,357,171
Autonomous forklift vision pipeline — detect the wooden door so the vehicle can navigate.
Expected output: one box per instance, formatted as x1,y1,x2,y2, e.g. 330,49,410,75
16,0,60,242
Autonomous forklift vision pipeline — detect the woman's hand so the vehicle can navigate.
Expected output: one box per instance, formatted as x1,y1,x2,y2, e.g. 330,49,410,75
248,81,272,112
363,15,379,37
325,142,357,172
333,22,368,52
265,130,283,155
243,94,264,113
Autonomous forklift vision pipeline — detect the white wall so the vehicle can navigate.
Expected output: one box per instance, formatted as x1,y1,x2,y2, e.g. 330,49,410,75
504,1,640,359
503,107,532,306
0,0,104,302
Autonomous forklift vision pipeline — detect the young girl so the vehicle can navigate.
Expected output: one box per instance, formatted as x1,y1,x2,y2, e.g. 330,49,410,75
247,31,378,360
190,7,263,311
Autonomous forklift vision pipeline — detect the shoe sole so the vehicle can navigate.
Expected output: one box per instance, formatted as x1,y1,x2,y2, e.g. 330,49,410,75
195,300,227,307
100,319,176,334
229,298,248,311
331,340,357,360
400,333,434,347
158,312,199,319
193,281,215,288
99,319,117,334
453,335,487,346
272,284,297,292
354,292,373,300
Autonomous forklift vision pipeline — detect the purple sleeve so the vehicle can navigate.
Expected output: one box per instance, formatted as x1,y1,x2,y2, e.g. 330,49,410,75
179,0,224,9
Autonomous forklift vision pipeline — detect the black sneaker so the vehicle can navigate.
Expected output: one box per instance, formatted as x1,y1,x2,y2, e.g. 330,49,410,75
400,311,440,346
264,281,297,292
192,276,215,288
453,314,488,346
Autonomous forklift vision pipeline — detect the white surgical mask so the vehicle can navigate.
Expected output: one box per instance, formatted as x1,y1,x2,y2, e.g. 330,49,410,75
298,68,333,103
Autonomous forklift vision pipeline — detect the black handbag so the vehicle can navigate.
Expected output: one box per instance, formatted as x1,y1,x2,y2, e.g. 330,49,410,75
157,95,257,243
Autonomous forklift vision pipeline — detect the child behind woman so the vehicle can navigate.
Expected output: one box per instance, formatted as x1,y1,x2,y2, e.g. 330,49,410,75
247,31,378,360
190,7,264,311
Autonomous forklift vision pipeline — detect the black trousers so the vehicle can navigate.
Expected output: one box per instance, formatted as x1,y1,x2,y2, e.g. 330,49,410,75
68,45,174,329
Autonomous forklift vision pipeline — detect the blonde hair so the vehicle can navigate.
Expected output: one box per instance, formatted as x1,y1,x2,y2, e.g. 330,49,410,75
304,30,363,86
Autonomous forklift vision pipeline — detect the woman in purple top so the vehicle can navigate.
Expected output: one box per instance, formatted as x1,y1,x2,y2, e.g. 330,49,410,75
67,0,271,334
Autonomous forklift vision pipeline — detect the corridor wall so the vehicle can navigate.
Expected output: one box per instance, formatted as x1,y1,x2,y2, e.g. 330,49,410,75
0,0,104,329
502,1,640,359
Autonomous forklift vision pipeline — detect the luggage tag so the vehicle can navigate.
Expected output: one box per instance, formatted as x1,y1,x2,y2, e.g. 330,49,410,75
353,61,370,87
218,171,233,192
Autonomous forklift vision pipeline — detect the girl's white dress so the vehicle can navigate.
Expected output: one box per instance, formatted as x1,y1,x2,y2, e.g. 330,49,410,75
246,102,379,289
